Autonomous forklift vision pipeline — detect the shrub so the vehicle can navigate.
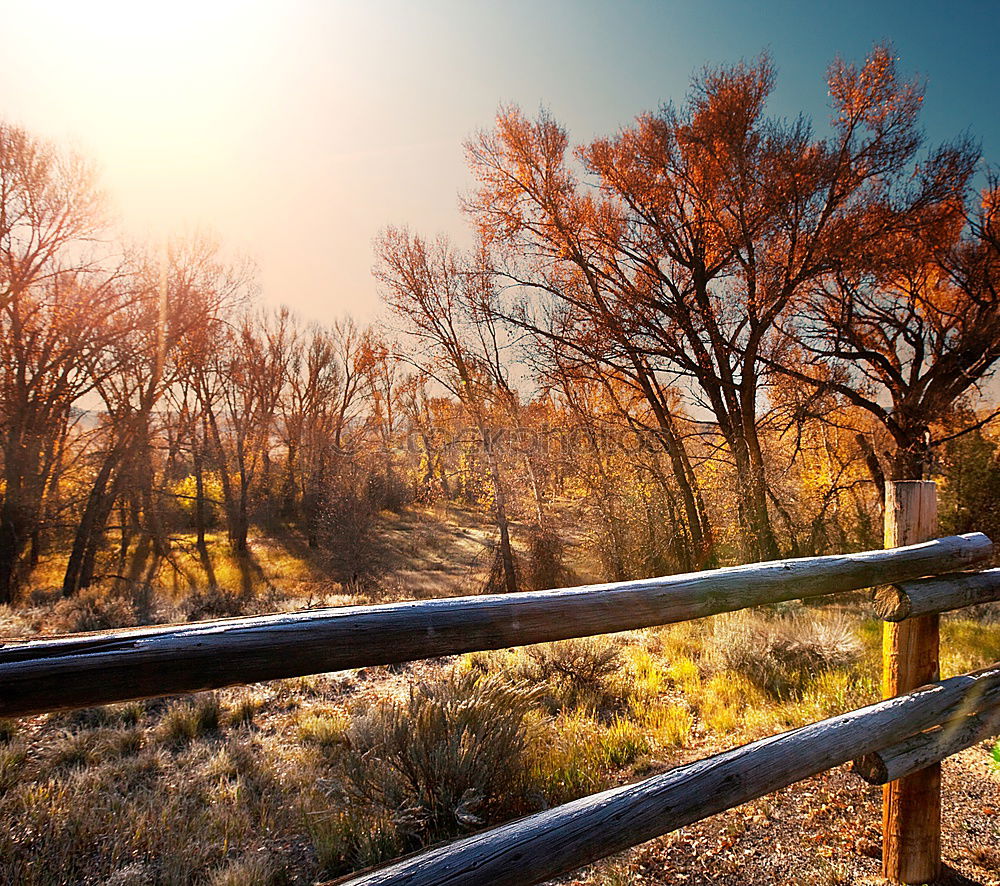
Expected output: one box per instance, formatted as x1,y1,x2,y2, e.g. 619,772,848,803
316,465,388,591
479,543,519,596
523,637,624,710
332,671,540,841
710,612,862,698
183,587,247,621
523,527,569,591
26,586,62,607
467,638,626,713
49,586,138,633
367,470,412,513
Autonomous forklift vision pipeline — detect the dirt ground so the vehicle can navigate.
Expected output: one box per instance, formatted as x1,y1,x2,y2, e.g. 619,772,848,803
309,659,999,886
556,745,1000,885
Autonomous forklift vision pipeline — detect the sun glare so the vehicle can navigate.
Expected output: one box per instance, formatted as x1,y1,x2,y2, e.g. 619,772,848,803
6,2,283,232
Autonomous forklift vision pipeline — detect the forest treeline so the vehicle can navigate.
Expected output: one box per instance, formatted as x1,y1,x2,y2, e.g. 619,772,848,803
2,45,999,607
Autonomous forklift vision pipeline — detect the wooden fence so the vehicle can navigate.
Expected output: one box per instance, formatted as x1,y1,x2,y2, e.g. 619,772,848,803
2,481,999,885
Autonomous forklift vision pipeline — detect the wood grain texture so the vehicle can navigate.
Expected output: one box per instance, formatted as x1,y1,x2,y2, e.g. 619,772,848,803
335,665,1000,886
0,533,991,718
882,481,941,884
873,568,1000,621
854,702,1000,784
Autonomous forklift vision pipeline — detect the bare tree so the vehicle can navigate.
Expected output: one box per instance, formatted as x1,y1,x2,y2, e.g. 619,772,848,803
61,239,239,595
0,123,110,602
376,228,520,592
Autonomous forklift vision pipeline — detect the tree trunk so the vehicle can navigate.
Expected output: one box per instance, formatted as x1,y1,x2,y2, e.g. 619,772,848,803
729,433,781,562
0,510,24,605
482,428,517,594
889,424,932,481
62,449,122,597
629,365,712,567
281,442,298,518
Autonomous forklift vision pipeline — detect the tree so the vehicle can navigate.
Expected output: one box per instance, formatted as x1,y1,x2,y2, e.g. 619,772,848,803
203,308,290,554
277,316,373,546
376,228,520,592
0,123,109,602
781,163,997,481
60,239,238,596
464,46,942,561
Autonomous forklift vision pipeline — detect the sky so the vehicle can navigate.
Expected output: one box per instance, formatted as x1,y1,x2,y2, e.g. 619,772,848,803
3,0,999,325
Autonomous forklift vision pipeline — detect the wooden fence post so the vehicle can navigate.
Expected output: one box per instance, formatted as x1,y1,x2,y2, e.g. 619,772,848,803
882,480,941,883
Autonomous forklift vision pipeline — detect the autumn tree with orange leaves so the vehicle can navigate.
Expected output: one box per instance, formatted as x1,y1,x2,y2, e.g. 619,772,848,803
782,171,1000,481
462,45,988,561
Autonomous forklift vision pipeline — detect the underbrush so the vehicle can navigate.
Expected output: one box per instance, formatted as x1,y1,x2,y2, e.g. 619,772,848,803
47,583,153,633
2,604,998,884
309,672,542,873
0,692,292,886
709,611,863,699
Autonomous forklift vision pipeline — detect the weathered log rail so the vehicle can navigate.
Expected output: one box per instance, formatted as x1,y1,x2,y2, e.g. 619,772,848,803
336,665,1000,886
0,532,991,717
2,525,1000,886
854,701,1000,785
873,567,1000,621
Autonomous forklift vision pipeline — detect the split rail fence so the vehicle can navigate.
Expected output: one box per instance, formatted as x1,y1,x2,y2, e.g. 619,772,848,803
2,480,1000,885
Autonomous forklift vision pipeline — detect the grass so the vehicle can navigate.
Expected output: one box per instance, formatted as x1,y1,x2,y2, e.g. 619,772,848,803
307,808,403,875
226,692,263,728
941,617,1000,676
0,689,306,886
3,548,1000,883
296,709,349,748
634,702,694,747
206,853,284,886
156,695,222,745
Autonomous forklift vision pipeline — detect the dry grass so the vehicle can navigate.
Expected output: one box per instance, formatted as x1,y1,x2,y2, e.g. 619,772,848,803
156,695,222,745
709,611,863,699
1,606,995,883
4,521,1000,884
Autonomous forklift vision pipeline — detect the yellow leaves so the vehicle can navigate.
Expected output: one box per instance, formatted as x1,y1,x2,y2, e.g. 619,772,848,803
171,472,224,517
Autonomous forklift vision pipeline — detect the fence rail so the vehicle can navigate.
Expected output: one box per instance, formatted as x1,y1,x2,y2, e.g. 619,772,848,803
0,532,991,717
2,511,999,885
335,665,1000,886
